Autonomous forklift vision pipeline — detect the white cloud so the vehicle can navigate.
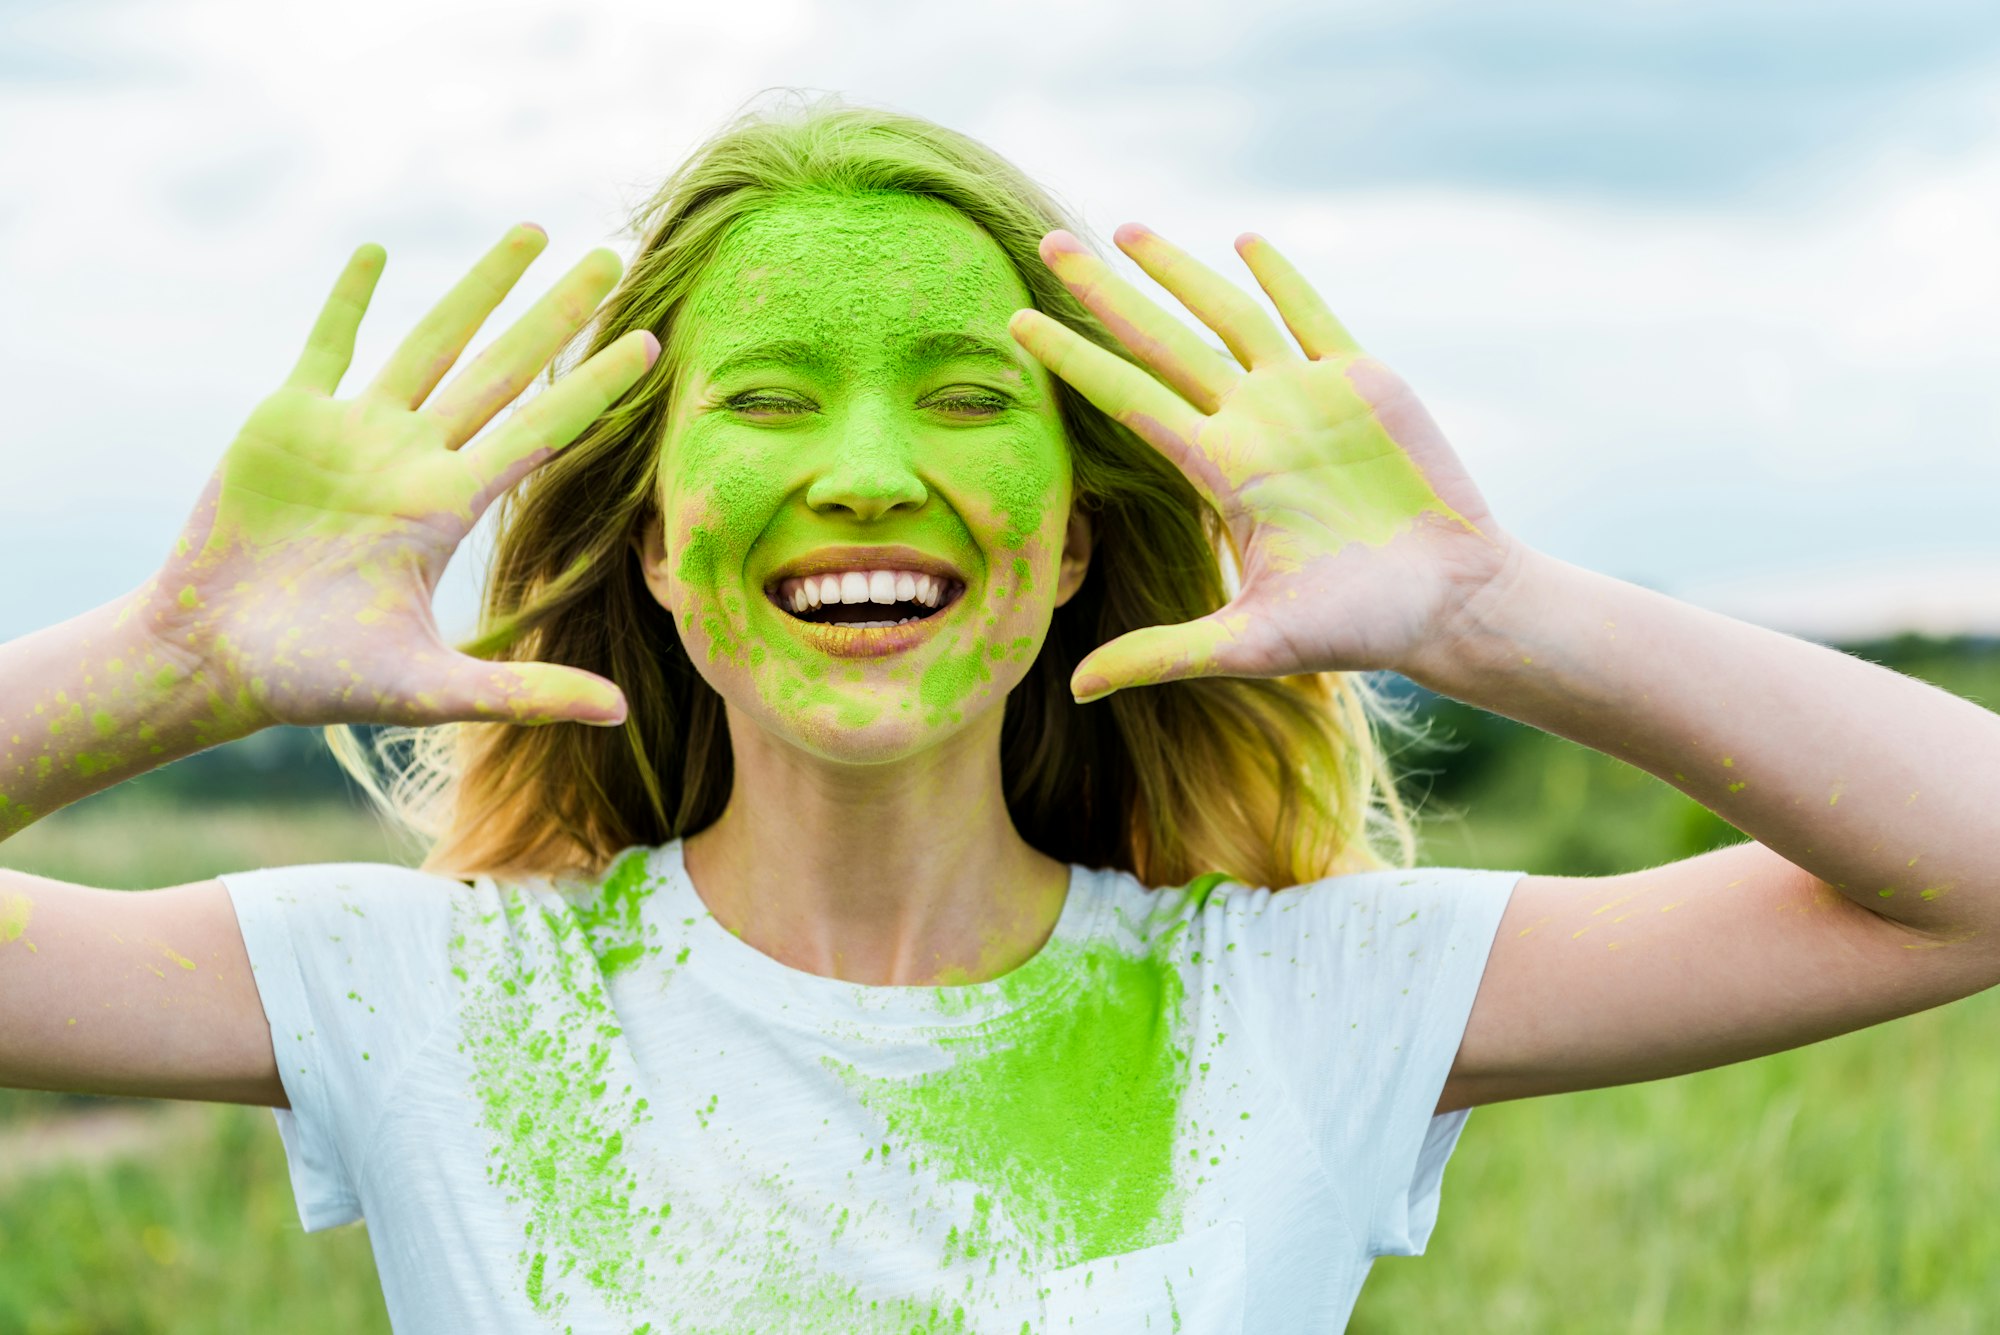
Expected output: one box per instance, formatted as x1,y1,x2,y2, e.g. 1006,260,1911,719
3,0,1998,645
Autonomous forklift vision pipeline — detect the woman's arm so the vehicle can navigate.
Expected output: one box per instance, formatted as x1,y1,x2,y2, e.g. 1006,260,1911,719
1010,221,2000,1104
0,225,649,842
1407,548,2000,1110
0,589,258,837
2,224,654,1111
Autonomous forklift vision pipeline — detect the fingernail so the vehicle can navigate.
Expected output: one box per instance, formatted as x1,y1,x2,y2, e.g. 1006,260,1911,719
638,330,661,368
1041,230,1087,260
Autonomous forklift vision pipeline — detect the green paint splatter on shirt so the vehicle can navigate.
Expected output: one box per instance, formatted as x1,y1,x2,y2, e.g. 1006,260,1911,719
831,937,1192,1269
571,848,662,977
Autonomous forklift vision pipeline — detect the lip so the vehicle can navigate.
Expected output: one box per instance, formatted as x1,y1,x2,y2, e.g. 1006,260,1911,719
758,545,971,660
762,544,969,587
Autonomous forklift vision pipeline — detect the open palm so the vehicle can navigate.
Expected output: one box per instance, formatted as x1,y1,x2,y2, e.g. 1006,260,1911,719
1009,224,1517,703
149,225,656,730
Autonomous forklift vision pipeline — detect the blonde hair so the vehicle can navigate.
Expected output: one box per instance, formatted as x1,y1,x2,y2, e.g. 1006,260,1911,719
333,92,1424,890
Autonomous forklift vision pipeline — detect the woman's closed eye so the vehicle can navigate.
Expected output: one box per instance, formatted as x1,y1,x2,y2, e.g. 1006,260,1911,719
921,387,1011,418
727,389,816,418
723,387,1013,420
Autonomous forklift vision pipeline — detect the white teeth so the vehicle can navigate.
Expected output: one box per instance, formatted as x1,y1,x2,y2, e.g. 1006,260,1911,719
775,568,958,614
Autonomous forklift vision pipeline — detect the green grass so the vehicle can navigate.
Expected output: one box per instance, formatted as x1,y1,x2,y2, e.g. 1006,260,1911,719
6,671,2000,1332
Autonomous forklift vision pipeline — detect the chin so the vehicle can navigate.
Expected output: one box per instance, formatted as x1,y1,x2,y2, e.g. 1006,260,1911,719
721,670,1024,769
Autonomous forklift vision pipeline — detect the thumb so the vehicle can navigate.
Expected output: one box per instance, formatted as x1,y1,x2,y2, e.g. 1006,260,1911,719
1070,612,1254,704
429,655,628,726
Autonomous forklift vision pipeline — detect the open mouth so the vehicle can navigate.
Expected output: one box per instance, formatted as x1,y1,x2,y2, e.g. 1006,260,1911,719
765,570,965,630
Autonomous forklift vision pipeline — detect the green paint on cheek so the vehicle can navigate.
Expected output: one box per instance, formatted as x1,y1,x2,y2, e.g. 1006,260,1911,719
831,941,1191,1269
917,639,993,728
0,891,32,946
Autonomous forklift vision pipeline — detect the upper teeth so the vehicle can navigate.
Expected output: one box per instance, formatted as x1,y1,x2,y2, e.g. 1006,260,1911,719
776,569,951,614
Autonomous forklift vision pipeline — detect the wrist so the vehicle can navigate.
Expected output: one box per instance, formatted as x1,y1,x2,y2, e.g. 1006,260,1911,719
1398,539,1565,704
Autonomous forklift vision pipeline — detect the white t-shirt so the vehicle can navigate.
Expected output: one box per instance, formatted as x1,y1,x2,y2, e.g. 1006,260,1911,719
222,840,1521,1334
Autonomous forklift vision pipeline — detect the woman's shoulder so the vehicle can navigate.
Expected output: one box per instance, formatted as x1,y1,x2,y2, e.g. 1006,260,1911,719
1077,860,1524,956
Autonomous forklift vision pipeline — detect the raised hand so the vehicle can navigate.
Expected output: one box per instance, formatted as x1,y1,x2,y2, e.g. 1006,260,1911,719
1008,225,1518,703
143,224,657,730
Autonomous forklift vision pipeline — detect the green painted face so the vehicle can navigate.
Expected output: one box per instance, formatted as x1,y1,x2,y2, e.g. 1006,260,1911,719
650,193,1076,760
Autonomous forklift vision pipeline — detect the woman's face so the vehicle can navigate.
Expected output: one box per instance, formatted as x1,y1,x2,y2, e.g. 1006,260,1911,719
642,192,1088,763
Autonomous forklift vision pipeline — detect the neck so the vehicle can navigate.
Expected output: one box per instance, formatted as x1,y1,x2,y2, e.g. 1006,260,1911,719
680,705,1069,986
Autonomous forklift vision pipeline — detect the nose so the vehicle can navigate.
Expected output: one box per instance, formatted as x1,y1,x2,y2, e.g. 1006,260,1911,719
804,412,929,522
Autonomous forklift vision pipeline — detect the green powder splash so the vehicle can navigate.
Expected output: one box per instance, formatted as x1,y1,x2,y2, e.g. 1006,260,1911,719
831,937,1192,1270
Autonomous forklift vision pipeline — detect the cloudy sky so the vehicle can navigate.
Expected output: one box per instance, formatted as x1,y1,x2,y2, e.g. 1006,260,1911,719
5,0,1999,644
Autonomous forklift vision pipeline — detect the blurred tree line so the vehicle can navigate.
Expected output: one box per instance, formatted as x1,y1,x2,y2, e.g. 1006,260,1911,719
93,632,2000,880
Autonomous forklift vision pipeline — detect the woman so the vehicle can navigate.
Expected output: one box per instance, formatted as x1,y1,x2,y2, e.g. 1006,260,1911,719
2,96,1996,1333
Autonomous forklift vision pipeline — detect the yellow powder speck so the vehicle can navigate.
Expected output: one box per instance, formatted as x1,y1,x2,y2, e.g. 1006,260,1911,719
1721,756,1734,768
1727,781,1747,793
0,890,32,946
161,945,197,971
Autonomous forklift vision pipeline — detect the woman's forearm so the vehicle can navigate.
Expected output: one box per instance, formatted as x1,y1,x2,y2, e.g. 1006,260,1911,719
1405,543,2000,940
0,579,261,838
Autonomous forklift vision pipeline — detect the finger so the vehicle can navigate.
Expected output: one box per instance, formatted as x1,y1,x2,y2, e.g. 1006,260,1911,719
282,243,386,395
364,223,549,409
1233,233,1360,361
1038,231,1240,413
429,655,627,726
425,247,625,450
1114,223,1297,370
1070,612,1255,704
1008,309,1217,503
462,328,660,498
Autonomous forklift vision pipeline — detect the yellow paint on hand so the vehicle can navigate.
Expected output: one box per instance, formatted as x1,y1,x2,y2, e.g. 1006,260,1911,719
160,945,198,971
1721,756,1734,768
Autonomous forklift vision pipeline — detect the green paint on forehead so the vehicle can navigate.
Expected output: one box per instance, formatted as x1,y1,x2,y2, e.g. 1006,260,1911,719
830,938,1192,1270
683,191,1038,375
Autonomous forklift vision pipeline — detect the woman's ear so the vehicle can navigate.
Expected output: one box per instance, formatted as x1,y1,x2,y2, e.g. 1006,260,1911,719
1053,501,1093,608
634,510,675,615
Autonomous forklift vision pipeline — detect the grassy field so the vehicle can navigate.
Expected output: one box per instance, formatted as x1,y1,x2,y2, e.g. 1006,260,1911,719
4,654,1999,1331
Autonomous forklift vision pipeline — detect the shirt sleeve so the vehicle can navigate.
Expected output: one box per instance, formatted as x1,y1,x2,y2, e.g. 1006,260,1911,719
1235,865,1523,1258
219,861,470,1232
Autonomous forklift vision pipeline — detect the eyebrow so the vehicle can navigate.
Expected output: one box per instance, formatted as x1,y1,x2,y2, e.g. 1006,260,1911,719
702,329,1026,382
